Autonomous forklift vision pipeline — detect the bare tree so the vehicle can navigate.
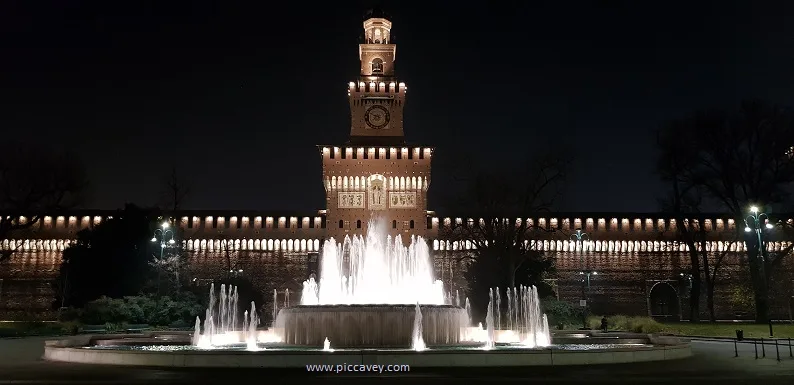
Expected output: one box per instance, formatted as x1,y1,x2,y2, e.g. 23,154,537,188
440,152,570,289
658,100,794,322
161,167,191,211
0,142,87,261
701,231,741,322
656,115,713,322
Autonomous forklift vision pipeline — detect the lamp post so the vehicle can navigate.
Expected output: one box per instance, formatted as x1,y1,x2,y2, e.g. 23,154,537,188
579,270,598,328
744,206,775,334
151,220,176,296
570,229,593,328
679,273,693,289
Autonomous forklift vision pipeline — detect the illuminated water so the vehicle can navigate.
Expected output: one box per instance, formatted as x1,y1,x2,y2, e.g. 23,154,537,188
300,218,445,305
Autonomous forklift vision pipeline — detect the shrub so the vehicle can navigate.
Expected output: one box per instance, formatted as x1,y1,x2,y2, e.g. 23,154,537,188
541,299,583,329
78,293,204,326
627,316,663,333
593,315,663,333
80,297,132,325
587,315,602,330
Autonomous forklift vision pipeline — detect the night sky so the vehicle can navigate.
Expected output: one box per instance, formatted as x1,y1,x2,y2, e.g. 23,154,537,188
3,1,793,213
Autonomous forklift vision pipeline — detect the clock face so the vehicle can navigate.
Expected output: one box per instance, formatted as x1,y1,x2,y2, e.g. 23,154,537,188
364,105,390,129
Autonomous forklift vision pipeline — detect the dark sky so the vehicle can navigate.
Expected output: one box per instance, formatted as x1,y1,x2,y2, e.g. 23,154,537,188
3,0,794,213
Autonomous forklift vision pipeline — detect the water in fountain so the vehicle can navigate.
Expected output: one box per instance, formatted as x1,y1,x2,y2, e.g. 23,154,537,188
412,303,426,351
272,289,277,327
194,283,260,348
485,290,495,350
300,218,444,305
192,316,201,346
246,301,259,350
323,337,333,352
489,285,551,348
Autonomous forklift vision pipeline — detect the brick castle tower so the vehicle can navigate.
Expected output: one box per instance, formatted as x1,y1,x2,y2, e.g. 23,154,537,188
319,9,433,242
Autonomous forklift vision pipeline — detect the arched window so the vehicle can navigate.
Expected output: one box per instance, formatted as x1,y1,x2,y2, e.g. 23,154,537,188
410,220,415,229
392,220,397,229
372,58,383,74
338,220,344,228
356,220,362,229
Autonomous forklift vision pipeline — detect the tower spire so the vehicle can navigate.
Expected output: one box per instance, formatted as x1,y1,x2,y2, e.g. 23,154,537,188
347,9,406,145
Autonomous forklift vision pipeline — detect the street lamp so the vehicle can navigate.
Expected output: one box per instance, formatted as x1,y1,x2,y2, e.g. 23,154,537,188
570,229,590,252
579,270,598,328
570,229,594,328
151,220,176,295
679,273,693,289
744,206,774,273
744,205,775,335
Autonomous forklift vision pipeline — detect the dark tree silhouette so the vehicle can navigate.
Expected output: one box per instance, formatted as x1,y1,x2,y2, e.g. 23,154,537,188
656,114,715,322
657,100,794,322
439,151,569,321
160,167,191,211
53,204,157,309
0,142,87,261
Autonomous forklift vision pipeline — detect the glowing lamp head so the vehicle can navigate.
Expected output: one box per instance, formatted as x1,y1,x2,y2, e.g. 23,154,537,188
150,237,157,242
765,223,774,229
592,271,598,275
750,206,759,213
744,226,752,232
162,222,169,228
168,239,175,244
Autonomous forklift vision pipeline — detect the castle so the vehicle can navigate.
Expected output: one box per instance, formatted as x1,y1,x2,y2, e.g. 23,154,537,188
1,11,793,322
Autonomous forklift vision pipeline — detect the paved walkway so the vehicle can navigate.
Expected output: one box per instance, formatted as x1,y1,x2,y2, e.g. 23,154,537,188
0,338,792,384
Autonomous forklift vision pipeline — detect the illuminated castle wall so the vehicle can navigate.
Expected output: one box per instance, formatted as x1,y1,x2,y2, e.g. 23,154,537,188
1,12,793,322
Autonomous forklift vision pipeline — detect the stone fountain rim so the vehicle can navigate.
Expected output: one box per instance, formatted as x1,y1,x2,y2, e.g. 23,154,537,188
43,334,693,367
280,304,465,311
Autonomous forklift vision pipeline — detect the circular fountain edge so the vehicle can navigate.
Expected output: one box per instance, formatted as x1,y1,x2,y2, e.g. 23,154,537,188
43,335,692,368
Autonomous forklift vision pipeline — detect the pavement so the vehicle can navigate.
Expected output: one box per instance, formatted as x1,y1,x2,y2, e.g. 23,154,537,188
0,337,792,384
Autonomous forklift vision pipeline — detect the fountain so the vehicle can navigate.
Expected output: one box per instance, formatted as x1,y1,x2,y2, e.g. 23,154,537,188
323,337,333,352
191,283,262,349
411,303,426,351
276,218,467,348
45,217,692,367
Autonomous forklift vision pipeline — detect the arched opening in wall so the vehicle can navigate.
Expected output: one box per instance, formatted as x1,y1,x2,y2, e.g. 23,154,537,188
356,220,362,229
372,58,383,74
338,220,344,229
409,220,415,229
392,220,397,229
648,282,680,321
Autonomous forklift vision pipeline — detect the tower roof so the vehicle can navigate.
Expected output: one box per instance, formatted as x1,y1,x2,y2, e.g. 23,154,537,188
364,7,390,21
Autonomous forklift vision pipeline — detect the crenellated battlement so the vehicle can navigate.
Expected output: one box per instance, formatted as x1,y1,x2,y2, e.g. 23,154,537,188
319,146,432,161
431,214,794,241
323,174,429,192
3,211,793,246
348,81,406,95
0,211,326,241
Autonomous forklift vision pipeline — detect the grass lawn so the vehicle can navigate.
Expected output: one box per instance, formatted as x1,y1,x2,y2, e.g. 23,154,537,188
0,321,71,338
661,322,794,338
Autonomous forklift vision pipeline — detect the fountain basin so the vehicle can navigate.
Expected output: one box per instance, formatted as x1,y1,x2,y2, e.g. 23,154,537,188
43,333,692,368
276,304,466,348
